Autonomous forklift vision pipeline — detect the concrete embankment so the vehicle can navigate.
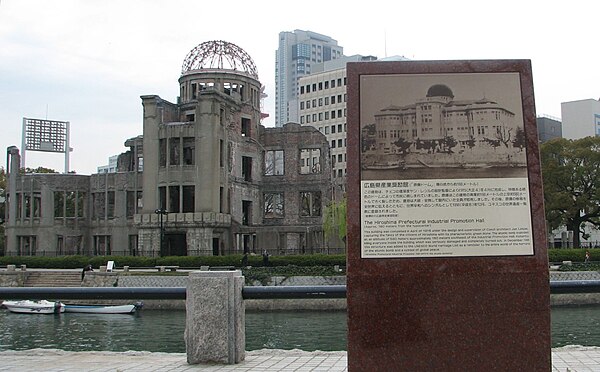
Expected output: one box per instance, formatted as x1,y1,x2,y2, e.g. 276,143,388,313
2,269,600,309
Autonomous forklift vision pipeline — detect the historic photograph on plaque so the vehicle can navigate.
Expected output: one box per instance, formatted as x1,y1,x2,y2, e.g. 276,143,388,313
359,72,534,258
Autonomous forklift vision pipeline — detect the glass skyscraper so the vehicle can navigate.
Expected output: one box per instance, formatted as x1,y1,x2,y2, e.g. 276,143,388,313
275,30,343,127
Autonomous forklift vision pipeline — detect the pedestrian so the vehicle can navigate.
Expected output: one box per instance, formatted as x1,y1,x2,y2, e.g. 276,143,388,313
585,250,591,263
81,264,93,281
241,252,249,267
262,250,270,266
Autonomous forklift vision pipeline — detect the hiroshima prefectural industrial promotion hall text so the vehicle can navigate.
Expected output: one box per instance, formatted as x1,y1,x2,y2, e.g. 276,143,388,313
4,41,342,257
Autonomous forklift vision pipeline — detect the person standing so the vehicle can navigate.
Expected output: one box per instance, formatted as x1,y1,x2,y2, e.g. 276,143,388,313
81,264,93,281
585,250,591,263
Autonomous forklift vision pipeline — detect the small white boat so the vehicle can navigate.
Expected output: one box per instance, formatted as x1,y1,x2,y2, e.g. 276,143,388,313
2,300,65,314
63,302,142,314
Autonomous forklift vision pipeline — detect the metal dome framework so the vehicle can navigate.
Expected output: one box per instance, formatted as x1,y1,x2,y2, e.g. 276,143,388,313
181,40,258,79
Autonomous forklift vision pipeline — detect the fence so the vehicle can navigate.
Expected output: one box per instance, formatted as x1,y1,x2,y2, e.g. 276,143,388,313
0,281,596,300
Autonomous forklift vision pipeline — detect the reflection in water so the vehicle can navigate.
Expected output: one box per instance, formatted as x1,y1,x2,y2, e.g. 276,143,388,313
1,306,598,352
0,310,185,353
245,311,347,351
0,309,346,353
551,306,600,348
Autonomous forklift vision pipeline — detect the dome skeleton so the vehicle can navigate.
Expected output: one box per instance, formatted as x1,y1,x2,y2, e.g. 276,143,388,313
181,40,258,79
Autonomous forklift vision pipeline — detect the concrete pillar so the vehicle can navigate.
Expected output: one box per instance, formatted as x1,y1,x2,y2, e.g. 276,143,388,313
185,270,244,364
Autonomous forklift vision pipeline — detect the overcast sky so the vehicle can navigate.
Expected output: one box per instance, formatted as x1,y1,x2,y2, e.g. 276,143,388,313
1,0,597,174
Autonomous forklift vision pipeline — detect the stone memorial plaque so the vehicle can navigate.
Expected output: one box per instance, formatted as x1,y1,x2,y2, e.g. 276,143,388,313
346,60,551,371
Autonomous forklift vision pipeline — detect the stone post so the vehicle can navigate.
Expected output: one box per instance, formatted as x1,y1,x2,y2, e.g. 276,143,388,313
185,270,244,364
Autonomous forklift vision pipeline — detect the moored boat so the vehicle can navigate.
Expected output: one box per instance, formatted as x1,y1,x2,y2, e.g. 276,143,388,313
63,302,142,314
2,300,64,314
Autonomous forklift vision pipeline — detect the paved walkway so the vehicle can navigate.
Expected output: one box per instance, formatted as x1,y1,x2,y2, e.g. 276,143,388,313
0,347,599,371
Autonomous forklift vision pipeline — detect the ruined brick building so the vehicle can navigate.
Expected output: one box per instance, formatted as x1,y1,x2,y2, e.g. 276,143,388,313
4,41,339,257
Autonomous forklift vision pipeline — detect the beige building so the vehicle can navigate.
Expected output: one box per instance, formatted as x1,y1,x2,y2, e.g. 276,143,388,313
4,41,339,257
298,68,348,185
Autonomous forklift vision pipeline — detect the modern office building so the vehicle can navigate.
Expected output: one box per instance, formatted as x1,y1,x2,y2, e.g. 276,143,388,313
297,62,349,190
297,55,409,193
536,115,562,143
97,155,120,174
275,30,344,127
4,41,339,257
561,98,600,139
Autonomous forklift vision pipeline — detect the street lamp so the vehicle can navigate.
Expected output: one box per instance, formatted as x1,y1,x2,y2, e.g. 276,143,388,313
154,209,168,256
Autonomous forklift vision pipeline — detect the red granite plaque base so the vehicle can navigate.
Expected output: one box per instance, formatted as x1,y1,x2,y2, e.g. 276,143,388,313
346,60,551,371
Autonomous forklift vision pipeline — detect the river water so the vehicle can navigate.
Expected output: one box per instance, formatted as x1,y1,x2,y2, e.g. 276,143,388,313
0,307,597,352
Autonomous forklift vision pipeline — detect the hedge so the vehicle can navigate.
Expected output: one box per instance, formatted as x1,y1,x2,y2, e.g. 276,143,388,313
4,249,595,269
0,254,347,270
548,248,596,263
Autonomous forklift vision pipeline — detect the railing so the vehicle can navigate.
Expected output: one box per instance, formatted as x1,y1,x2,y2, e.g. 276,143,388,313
0,282,598,300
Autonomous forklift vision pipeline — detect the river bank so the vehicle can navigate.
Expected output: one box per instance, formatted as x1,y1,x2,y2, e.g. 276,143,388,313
1,268,598,309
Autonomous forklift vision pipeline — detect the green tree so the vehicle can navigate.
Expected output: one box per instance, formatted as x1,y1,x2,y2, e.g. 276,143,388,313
21,166,58,174
541,137,600,248
323,197,347,245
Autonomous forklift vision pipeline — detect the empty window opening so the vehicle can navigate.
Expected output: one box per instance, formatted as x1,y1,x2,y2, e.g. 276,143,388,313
65,191,76,217
169,185,180,213
242,156,252,181
182,186,194,213
107,191,115,218
169,137,180,166
159,186,167,211
264,192,284,218
17,235,37,256
300,149,321,174
94,235,111,256
241,118,251,136
126,191,135,218
159,139,166,167
54,191,65,217
220,140,224,167
300,191,322,217
265,150,284,175
92,192,105,219
242,200,252,225
183,137,195,165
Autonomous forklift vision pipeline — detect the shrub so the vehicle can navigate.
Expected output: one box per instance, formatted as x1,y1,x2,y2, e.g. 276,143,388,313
0,253,347,269
548,248,594,263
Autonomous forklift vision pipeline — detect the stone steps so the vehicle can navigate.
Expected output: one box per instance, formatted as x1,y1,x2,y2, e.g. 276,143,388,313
24,271,82,287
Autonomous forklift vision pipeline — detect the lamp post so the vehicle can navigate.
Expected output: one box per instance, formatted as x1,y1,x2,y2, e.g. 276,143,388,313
154,209,168,256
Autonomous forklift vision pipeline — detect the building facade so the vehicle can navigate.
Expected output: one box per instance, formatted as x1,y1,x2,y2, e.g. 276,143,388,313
561,98,600,139
536,115,562,143
297,56,410,194
297,66,348,190
275,30,343,127
4,41,337,257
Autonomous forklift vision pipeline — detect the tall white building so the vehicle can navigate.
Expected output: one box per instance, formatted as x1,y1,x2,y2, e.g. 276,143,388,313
561,98,600,139
275,30,344,127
